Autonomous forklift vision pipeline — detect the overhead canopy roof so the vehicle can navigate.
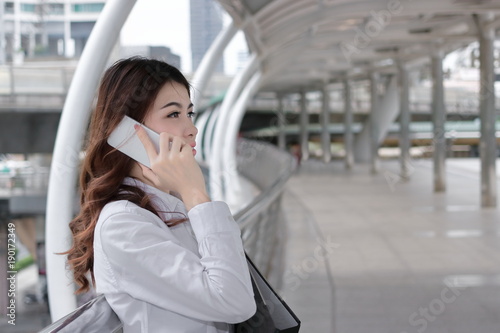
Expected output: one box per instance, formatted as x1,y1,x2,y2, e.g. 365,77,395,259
217,0,500,92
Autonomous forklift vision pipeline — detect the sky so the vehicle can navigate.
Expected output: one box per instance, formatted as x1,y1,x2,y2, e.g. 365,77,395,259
120,0,246,74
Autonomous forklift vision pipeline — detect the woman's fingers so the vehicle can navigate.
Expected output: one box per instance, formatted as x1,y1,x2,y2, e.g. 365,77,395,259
158,132,172,158
138,129,191,170
135,124,159,163
169,136,182,155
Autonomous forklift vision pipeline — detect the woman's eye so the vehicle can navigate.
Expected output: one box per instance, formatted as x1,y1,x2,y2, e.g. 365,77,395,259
188,111,196,118
167,112,180,118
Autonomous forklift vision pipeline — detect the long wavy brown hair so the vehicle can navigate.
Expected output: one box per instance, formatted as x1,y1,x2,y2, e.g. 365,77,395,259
64,57,191,294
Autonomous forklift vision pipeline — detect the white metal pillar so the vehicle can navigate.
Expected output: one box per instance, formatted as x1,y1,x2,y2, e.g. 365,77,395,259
370,72,380,174
344,77,354,169
45,0,137,321
398,61,411,179
431,51,446,192
321,84,332,163
210,54,259,201
193,109,210,163
299,90,309,161
277,93,286,151
223,72,262,211
191,22,238,109
191,22,237,161
477,14,497,207
202,105,220,162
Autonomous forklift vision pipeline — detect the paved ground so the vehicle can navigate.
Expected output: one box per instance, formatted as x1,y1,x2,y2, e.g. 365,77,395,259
3,157,500,332
281,158,500,333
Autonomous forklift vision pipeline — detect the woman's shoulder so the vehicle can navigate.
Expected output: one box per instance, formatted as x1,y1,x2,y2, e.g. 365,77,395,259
97,200,164,232
101,199,147,216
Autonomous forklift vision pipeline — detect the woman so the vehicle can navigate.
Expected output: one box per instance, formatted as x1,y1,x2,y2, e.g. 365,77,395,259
64,57,256,332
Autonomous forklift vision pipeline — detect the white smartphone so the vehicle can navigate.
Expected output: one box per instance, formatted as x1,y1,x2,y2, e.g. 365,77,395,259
107,115,160,168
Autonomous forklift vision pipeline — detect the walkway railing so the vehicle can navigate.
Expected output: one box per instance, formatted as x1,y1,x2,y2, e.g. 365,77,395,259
234,139,297,287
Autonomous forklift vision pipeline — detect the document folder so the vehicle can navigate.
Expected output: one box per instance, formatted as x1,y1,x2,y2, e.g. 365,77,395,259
235,255,301,332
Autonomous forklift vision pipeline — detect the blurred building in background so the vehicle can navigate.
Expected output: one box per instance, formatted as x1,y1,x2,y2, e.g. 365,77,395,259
120,45,181,69
190,0,224,73
0,0,107,63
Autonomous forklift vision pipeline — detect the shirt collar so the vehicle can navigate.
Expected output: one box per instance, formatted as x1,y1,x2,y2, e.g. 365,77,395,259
122,177,185,214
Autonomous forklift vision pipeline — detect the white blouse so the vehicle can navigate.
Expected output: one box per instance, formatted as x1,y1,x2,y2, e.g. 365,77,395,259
93,177,256,332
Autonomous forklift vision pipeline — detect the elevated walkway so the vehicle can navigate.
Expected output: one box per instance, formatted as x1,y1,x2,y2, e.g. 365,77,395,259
281,158,500,332
3,157,500,332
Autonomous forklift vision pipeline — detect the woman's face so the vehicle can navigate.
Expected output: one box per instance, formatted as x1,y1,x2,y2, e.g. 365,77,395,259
143,81,198,155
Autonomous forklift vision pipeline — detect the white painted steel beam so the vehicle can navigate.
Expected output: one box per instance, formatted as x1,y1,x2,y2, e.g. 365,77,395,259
191,21,238,109
203,105,220,163
45,0,137,322
193,110,211,163
223,72,262,211
210,54,259,201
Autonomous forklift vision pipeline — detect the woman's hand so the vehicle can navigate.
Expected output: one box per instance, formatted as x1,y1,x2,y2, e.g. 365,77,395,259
135,125,210,211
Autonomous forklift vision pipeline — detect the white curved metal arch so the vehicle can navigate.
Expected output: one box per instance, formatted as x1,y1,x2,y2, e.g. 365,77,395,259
209,54,260,202
193,110,211,163
203,104,221,163
219,0,500,94
45,0,137,321
191,21,238,110
222,71,263,210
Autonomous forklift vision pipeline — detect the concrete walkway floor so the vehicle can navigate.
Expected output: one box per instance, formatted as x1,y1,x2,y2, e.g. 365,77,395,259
3,157,500,333
280,157,500,333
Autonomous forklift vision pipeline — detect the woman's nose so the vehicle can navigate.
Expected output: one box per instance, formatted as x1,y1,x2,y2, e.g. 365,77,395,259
185,117,198,138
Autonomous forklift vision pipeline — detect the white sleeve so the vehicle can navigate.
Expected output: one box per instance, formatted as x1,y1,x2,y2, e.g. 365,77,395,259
98,201,256,324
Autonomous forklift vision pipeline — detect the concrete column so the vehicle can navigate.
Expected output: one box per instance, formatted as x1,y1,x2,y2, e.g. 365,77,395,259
398,61,411,179
432,51,446,192
300,90,309,161
478,15,497,207
370,72,380,173
344,77,354,169
277,93,286,151
321,84,331,163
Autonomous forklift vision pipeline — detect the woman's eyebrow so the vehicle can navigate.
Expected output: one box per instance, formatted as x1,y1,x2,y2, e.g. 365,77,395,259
160,101,182,109
160,102,194,109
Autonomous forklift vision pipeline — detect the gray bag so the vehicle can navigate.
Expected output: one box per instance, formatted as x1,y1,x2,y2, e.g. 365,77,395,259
37,294,123,333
